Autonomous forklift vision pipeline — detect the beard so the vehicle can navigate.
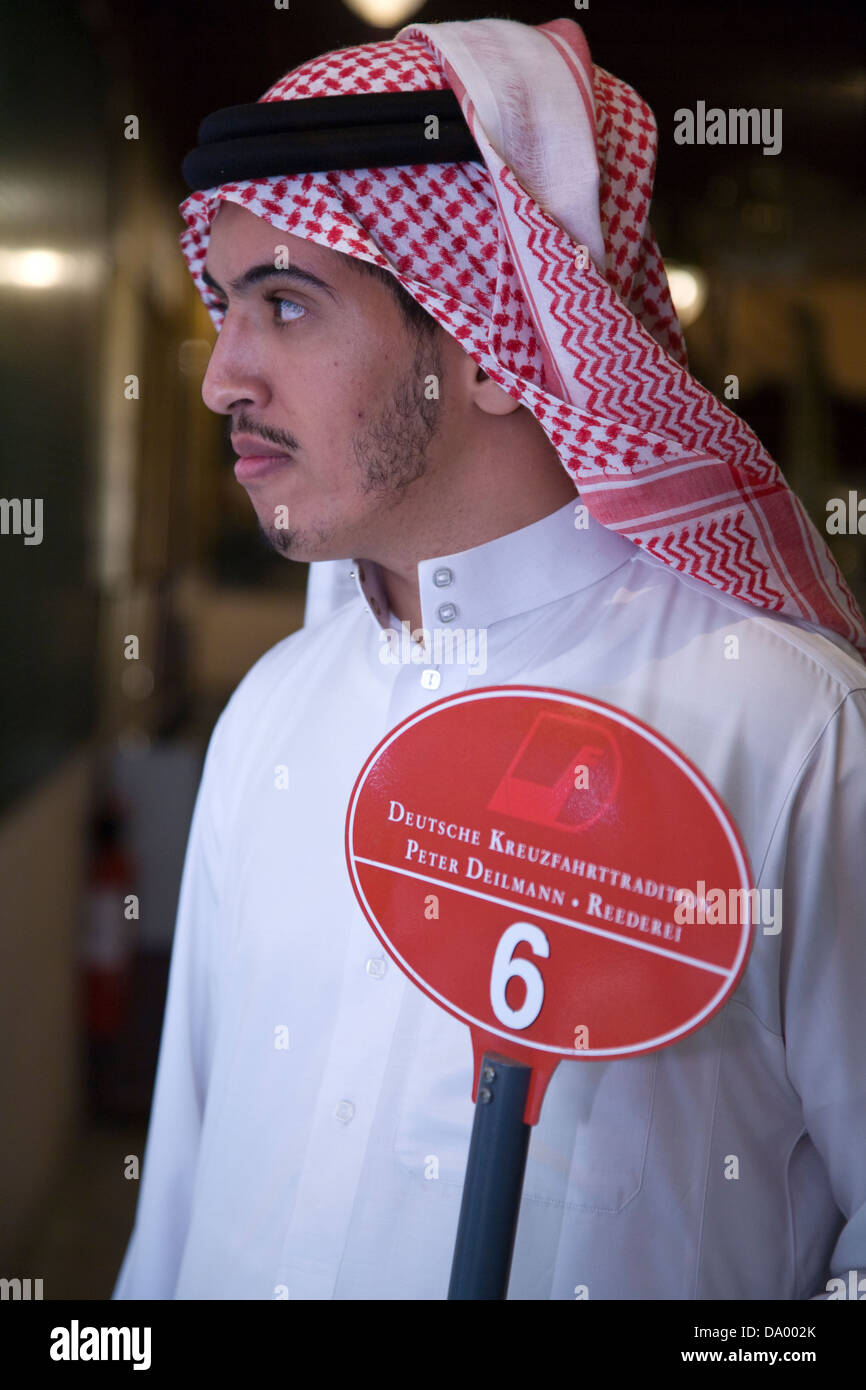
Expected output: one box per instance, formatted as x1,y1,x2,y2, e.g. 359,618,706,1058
353,330,443,494
260,329,443,558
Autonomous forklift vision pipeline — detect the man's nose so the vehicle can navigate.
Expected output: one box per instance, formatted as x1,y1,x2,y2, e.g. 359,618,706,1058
201,316,268,415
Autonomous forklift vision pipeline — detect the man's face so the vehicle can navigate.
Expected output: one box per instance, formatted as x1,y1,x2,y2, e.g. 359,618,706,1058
200,199,447,563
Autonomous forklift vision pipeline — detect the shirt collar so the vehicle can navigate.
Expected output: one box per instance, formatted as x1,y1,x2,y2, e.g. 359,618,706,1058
351,497,637,635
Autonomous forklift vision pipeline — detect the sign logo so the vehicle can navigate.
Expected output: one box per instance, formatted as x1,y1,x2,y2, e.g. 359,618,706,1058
487,712,621,831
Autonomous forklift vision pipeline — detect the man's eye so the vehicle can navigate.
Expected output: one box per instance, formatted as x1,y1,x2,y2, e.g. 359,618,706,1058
201,296,304,327
269,296,305,325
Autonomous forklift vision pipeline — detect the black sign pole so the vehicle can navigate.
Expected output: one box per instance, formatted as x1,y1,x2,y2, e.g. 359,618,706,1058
447,1051,533,1300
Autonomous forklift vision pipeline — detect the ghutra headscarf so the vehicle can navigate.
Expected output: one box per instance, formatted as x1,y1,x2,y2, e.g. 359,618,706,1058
179,17,866,658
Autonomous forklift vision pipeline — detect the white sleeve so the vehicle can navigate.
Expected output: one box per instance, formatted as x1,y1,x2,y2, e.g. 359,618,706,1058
112,710,229,1300
771,687,866,1298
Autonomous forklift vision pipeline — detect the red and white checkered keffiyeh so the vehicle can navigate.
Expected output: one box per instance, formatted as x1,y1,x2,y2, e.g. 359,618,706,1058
178,17,866,658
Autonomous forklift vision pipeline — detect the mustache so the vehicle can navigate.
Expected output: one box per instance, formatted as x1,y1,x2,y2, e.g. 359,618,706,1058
231,414,300,453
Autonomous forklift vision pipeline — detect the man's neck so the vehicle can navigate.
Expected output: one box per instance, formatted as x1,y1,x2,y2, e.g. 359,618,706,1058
378,467,579,634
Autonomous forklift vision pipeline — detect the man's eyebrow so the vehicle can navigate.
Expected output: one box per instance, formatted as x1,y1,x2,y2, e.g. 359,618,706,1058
201,262,337,300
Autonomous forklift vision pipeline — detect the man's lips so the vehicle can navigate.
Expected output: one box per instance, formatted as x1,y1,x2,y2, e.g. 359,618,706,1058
233,453,293,481
231,435,294,481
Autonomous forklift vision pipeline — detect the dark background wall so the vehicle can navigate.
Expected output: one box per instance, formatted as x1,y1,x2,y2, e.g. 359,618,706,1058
0,4,108,812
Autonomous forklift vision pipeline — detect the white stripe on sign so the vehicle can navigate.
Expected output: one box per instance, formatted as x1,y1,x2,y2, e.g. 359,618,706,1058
351,856,731,978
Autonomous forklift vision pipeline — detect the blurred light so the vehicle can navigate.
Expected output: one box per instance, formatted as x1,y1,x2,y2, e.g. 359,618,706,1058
0,248,63,287
117,729,152,755
664,263,708,328
179,338,213,377
0,246,104,290
835,72,866,101
706,175,738,209
342,0,426,27
740,201,787,236
121,664,155,700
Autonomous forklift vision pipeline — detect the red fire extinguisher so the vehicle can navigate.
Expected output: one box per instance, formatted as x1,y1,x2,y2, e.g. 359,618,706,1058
82,799,137,1040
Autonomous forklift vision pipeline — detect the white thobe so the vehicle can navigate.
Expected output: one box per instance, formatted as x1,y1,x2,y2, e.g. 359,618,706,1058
113,497,866,1300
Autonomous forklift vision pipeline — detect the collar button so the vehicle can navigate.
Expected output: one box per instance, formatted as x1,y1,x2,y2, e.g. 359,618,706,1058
437,602,458,623
433,567,453,587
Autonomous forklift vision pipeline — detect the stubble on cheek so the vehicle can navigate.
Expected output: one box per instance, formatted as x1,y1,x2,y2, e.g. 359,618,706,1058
353,334,443,496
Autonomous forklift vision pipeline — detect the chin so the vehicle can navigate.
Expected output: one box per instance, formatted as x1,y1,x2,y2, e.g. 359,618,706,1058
261,519,353,564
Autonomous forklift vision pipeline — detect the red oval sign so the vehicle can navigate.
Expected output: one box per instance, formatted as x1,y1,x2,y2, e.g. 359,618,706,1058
346,686,754,1122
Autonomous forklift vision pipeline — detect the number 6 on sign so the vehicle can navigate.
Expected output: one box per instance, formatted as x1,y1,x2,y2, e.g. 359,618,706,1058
489,923,550,1029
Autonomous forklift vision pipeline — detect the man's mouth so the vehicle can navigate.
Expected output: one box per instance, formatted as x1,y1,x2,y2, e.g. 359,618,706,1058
231,434,295,481
232,452,293,481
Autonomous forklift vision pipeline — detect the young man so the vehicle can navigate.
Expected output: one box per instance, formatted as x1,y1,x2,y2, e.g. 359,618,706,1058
114,18,866,1300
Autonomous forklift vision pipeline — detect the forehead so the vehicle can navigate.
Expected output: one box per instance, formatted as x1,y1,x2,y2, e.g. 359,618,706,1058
205,198,347,280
